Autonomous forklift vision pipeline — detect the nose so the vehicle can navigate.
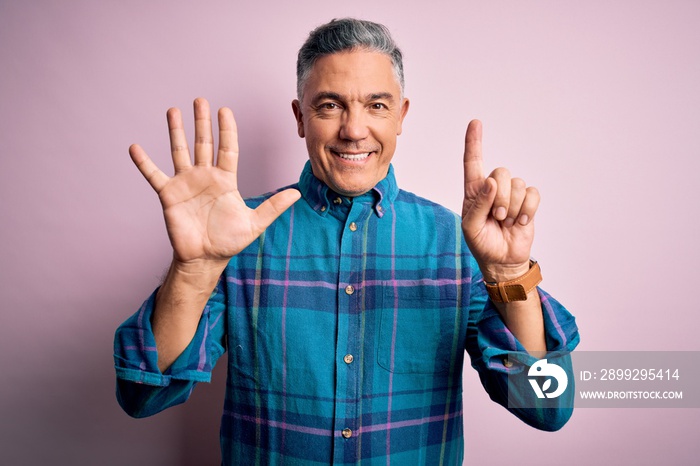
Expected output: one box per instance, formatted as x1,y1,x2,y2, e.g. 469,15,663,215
339,107,370,141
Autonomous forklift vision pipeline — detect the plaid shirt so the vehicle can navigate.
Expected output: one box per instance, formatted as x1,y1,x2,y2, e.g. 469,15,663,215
115,162,579,465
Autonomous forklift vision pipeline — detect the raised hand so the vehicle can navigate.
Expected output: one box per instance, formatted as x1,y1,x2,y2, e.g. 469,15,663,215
461,120,540,281
129,98,301,267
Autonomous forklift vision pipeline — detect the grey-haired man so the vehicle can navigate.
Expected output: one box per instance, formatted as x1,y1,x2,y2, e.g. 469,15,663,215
116,18,579,464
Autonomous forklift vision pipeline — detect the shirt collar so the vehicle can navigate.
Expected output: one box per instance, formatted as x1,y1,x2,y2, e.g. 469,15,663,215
298,161,399,218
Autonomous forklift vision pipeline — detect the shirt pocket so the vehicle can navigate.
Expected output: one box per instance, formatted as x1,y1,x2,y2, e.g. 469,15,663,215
377,284,459,375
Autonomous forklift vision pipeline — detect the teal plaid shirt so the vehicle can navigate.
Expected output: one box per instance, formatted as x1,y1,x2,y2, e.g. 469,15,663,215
115,162,579,465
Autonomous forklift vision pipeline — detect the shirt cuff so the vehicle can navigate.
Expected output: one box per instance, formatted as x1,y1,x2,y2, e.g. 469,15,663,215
476,287,580,373
113,288,224,386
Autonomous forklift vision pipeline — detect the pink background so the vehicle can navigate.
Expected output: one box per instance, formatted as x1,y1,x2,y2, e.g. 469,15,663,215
2,1,699,464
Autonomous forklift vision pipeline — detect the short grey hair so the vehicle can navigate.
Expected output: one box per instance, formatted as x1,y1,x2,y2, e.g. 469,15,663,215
296,18,405,101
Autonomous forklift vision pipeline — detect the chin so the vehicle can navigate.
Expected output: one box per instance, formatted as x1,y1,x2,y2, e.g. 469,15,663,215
330,178,375,197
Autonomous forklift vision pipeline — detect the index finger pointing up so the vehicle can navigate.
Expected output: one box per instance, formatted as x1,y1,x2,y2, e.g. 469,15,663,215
464,119,485,193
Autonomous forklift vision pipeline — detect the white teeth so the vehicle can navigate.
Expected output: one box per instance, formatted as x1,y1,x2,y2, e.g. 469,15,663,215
337,152,370,161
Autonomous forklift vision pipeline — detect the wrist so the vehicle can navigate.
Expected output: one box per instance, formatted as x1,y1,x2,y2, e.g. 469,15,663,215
480,261,531,283
171,256,230,276
483,260,542,304
161,257,228,296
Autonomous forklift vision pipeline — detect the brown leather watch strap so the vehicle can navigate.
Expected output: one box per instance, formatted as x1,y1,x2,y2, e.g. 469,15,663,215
484,260,542,303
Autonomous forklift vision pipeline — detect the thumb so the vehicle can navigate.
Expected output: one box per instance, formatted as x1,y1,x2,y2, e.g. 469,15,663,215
462,177,497,234
251,188,302,234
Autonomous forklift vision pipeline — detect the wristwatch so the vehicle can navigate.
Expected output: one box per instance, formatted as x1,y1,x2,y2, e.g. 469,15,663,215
484,260,542,303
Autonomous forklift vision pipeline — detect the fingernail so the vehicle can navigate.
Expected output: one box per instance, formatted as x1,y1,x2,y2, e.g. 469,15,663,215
494,206,506,220
503,217,515,228
481,182,491,194
518,214,529,225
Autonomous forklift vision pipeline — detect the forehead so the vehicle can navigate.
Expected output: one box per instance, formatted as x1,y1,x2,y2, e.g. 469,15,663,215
303,50,400,100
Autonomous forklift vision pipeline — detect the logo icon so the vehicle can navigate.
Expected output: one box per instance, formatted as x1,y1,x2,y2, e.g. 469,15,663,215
528,359,568,399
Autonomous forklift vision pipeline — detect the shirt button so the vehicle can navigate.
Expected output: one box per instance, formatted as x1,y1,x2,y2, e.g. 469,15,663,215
320,206,327,212
341,428,352,439
344,354,354,364
349,222,357,232
333,197,342,205
377,204,383,212
345,285,354,295
503,358,513,368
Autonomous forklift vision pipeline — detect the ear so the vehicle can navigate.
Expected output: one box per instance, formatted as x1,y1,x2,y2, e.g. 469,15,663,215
291,99,305,138
396,98,410,135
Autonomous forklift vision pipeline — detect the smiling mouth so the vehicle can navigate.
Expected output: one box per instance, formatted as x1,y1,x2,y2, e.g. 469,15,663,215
333,151,372,161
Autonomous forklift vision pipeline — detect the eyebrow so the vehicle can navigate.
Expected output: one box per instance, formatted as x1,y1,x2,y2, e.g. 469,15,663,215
368,92,395,102
310,92,342,106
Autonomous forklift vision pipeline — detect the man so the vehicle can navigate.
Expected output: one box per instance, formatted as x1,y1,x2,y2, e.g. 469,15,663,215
115,18,579,464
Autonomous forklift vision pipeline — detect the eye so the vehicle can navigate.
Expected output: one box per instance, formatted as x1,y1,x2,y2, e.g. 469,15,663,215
320,102,339,110
370,102,388,110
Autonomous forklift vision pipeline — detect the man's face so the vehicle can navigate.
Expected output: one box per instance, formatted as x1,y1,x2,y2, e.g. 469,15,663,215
292,50,410,197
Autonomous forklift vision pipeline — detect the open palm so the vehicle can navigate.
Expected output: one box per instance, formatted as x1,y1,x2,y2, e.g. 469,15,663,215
129,98,300,265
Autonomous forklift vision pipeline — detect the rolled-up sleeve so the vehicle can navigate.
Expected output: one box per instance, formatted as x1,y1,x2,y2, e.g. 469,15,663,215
465,257,580,431
113,277,227,417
